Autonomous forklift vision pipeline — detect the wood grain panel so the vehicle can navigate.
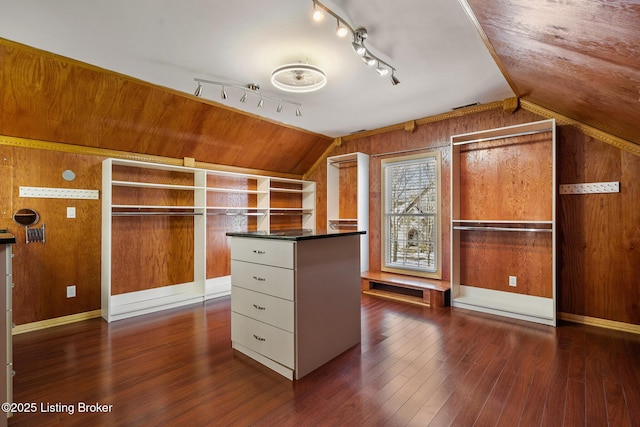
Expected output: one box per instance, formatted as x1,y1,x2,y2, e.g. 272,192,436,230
458,134,553,221
206,215,256,279
558,126,640,324
338,162,358,219
0,147,103,324
0,38,333,175
111,216,194,294
466,0,640,145
459,230,553,298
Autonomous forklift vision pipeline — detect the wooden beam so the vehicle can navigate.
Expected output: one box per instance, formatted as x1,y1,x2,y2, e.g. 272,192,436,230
0,135,303,179
521,99,640,157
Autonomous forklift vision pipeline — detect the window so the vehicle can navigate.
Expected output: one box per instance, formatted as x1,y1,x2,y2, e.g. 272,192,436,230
381,152,441,278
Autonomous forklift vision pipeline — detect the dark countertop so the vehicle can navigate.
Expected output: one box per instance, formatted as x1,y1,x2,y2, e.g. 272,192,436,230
0,232,16,244
226,229,365,241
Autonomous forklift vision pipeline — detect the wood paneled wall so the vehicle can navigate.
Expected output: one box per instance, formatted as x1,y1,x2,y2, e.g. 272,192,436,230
308,107,640,326
0,38,332,176
0,146,102,324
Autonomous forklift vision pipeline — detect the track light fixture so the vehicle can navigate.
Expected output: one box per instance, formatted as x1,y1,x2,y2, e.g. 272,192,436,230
311,0,398,85
390,71,400,86
193,78,302,117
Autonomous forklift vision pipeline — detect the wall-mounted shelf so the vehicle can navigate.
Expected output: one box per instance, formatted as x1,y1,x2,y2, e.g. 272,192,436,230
327,152,369,271
450,119,556,326
102,158,316,322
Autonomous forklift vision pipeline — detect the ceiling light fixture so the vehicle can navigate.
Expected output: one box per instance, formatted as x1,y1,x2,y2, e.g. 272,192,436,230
271,63,327,93
193,78,302,117
311,0,398,85
335,19,348,38
390,71,400,86
375,61,389,76
312,3,324,21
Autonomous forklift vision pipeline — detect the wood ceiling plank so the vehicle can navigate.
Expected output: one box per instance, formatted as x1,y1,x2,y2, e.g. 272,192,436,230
466,0,640,145
0,38,333,175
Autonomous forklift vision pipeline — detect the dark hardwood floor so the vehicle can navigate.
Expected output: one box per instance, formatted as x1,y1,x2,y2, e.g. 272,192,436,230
9,295,640,426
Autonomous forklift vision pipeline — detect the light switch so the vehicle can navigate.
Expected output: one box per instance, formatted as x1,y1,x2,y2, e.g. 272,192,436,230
67,207,76,218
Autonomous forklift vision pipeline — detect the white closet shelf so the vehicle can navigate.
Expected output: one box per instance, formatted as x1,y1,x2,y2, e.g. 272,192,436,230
103,158,316,322
112,204,206,210
269,188,313,194
111,180,204,191
207,187,268,194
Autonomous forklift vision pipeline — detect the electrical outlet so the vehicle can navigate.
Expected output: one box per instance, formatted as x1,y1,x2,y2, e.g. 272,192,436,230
67,207,76,218
67,285,76,298
509,276,517,287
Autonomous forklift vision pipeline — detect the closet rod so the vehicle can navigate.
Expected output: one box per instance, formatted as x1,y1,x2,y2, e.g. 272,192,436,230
269,212,311,216
112,212,203,217
207,212,266,216
328,158,358,165
329,223,359,229
453,226,552,233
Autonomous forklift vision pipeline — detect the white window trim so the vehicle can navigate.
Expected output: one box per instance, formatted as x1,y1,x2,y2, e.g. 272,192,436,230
381,151,442,279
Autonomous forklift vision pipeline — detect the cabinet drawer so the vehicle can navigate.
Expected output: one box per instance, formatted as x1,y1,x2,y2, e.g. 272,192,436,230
231,312,294,369
230,238,294,269
231,260,294,300
232,286,294,333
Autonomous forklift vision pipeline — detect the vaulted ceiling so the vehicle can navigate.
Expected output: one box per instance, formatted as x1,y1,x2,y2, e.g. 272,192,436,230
1,0,638,176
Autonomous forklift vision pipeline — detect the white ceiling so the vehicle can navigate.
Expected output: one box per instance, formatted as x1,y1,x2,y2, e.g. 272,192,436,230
0,0,514,138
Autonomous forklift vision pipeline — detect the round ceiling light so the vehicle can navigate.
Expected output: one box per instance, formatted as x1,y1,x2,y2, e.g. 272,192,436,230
271,64,327,93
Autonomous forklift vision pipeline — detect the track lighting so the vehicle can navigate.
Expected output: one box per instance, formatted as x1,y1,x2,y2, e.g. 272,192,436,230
311,0,398,85
362,55,376,66
193,78,302,117
390,71,400,86
336,19,348,38
312,2,324,21
352,41,366,56
376,62,389,76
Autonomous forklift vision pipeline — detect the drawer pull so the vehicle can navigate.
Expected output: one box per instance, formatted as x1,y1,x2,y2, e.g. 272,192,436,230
252,304,266,311
252,250,266,254
253,334,266,342
252,276,266,282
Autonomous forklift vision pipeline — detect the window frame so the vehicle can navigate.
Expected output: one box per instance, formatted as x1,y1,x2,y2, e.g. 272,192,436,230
380,151,442,279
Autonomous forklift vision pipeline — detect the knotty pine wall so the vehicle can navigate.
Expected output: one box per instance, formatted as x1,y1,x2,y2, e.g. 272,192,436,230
309,107,640,326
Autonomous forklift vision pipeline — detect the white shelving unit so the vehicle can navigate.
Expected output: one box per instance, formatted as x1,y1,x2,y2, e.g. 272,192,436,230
327,152,369,271
450,119,556,326
269,177,316,231
102,158,316,322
